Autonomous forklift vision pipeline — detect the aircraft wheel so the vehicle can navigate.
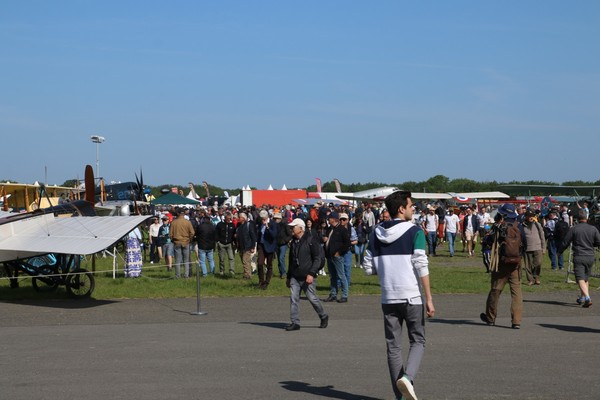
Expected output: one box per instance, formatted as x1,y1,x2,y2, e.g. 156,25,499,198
32,277,59,292
66,269,95,298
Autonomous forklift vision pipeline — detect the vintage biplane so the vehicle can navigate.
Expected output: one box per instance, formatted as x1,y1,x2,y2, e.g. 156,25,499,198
0,166,150,297
1,181,83,212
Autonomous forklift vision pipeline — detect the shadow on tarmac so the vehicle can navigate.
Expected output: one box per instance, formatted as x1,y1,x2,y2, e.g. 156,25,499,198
2,299,119,309
239,321,288,329
523,298,579,307
538,323,600,333
429,318,483,326
280,380,383,400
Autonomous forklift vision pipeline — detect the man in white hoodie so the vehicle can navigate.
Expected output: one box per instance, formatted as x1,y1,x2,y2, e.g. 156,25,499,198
363,190,435,400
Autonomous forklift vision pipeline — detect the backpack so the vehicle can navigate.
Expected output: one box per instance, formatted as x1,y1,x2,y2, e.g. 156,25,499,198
554,220,570,242
501,222,522,265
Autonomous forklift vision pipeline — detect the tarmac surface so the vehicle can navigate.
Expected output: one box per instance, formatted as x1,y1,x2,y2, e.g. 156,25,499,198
1,290,599,400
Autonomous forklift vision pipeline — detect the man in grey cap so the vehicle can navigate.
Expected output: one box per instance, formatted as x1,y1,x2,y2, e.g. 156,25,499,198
285,218,328,331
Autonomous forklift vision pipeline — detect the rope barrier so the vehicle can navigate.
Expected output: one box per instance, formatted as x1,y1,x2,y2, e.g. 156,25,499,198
0,259,196,282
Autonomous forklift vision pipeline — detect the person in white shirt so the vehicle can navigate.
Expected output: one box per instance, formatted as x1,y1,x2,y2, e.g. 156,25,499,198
422,207,439,256
148,217,162,263
462,207,480,256
444,208,461,257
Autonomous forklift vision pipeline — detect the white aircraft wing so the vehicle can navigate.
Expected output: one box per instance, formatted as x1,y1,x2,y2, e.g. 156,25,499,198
451,191,510,199
411,193,453,200
0,214,150,263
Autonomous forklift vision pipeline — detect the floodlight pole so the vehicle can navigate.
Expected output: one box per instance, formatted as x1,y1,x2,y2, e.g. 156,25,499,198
90,135,105,181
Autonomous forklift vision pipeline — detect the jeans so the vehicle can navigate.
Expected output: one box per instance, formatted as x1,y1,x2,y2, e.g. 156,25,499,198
277,244,288,278
199,249,215,276
427,230,437,255
446,231,457,256
327,255,348,299
174,243,190,278
354,242,366,266
547,238,564,269
289,276,327,325
150,239,159,262
341,251,352,286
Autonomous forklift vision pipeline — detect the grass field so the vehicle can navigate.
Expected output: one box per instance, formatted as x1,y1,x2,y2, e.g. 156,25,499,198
0,243,584,301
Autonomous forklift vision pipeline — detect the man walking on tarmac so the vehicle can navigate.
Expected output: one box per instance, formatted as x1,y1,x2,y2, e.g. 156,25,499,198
363,190,435,400
285,218,328,331
559,209,600,307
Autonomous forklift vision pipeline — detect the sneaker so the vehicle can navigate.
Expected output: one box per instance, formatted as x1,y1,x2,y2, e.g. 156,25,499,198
396,375,418,400
480,313,495,326
511,324,521,329
583,297,592,308
337,297,348,303
576,296,585,305
323,295,337,302
285,323,300,331
319,315,329,329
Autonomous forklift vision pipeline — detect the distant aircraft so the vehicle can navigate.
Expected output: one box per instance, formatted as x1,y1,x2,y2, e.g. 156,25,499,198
333,187,509,204
500,183,600,219
1,182,82,212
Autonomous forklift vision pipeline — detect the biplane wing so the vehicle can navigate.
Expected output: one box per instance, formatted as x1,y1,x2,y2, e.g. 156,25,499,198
0,213,150,263
499,184,600,196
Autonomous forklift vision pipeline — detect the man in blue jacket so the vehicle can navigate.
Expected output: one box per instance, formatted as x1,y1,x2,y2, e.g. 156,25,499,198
256,209,278,290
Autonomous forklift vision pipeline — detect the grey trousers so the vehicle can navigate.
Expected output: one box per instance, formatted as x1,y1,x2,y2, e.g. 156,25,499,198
382,302,426,400
174,243,190,278
217,242,236,274
289,276,327,325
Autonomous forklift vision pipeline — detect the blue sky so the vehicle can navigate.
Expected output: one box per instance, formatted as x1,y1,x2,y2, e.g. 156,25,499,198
1,2,599,189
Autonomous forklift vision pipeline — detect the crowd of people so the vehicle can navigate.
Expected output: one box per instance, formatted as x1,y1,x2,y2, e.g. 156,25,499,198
133,201,383,299
129,199,598,304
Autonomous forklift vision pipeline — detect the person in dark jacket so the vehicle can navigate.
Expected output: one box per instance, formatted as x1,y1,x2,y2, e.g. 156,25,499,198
462,207,480,256
323,211,351,303
236,212,257,279
256,209,278,289
216,211,237,276
274,212,293,279
559,210,600,307
196,216,216,276
285,218,328,331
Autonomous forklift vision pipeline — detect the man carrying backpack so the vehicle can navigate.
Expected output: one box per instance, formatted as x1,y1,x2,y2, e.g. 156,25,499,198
480,203,525,329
